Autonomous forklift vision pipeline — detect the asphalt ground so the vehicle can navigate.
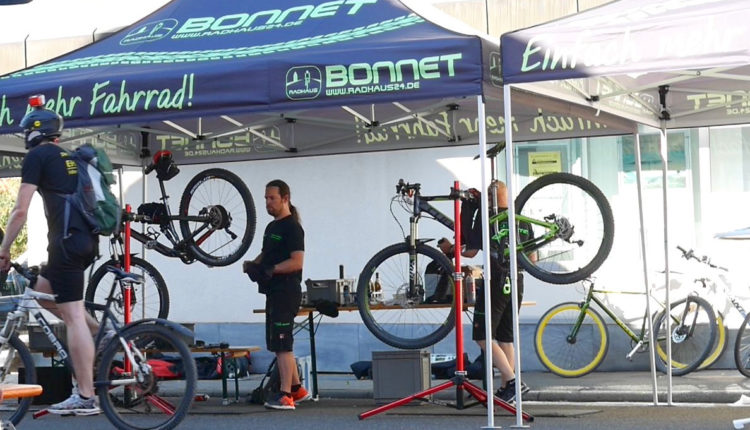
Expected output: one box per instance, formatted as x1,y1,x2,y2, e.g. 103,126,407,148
9,369,750,429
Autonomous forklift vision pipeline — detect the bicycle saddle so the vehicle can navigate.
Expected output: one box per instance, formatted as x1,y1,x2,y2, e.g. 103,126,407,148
105,266,144,284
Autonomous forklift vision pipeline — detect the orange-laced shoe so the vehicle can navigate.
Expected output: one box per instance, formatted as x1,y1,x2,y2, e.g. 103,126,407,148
291,386,311,403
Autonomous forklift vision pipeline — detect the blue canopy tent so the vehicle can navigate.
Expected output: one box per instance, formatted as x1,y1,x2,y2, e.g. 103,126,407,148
0,0,632,172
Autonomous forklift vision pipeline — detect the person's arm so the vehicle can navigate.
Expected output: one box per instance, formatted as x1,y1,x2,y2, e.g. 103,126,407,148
271,250,304,275
0,183,37,271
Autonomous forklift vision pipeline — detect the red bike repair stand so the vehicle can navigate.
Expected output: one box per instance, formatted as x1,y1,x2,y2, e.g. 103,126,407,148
359,182,534,424
124,204,132,325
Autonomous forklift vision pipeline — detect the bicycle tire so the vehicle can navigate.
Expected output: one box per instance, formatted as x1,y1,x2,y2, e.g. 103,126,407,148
535,302,608,377
734,312,750,377
86,256,170,322
698,311,726,370
179,168,256,267
653,295,716,376
356,242,456,349
97,323,196,430
0,334,35,426
515,172,614,285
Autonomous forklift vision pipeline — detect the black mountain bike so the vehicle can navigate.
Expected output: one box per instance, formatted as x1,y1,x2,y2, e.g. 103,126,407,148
357,173,615,349
85,151,256,322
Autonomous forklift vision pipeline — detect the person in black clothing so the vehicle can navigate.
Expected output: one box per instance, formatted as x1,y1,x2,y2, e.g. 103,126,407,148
0,100,100,415
462,180,534,403
243,179,308,410
424,237,454,304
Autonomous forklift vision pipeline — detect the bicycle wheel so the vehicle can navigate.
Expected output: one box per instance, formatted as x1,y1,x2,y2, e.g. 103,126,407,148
734,312,750,377
515,172,614,285
179,168,255,267
97,323,196,430
357,242,456,349
698,311,726,370
0,334,36,426
535,302,608,377
86,257,170,323
654,296,716,376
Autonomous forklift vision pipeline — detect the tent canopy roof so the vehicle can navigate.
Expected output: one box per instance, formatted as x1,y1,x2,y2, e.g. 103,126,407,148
501,0,750,129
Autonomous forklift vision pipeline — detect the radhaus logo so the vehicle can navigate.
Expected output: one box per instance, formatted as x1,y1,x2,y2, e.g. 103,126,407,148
120,19,179,45
171,0,377,39
286,66,322,100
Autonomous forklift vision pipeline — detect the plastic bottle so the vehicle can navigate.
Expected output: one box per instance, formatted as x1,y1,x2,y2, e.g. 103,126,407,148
465,273,476,304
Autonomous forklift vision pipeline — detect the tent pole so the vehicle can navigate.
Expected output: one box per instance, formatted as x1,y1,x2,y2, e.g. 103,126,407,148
477,96,498,428
503,85,526,428
634,133,659,405
659,120,673,405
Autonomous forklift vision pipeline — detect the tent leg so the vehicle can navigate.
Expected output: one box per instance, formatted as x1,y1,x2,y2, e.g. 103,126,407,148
659,121,673,405
634,133,660,405
502,86,527,429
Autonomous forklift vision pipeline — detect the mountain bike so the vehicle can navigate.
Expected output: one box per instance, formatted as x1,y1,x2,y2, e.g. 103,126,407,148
85,150,256,322
357,171,615,350
0,262,197,430
675,246,750,376
534,278,717,377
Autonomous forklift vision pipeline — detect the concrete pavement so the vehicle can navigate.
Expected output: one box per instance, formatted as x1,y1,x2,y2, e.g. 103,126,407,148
193,368,750,407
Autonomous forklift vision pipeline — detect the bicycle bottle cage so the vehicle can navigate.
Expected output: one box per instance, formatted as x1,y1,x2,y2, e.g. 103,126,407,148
152,150,180,181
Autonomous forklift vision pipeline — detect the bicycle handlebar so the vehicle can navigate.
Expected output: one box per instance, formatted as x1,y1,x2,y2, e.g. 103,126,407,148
676,245,727,271
395,179,477,202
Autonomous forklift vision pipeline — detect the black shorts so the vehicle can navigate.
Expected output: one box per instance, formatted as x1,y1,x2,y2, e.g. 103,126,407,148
472,271,523,343
265,284,302,352
41,232,97,304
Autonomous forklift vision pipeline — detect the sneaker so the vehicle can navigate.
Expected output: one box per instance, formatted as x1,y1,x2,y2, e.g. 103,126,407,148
264,393,295,410
495,379,530,403
291,386,311,403
48,394,101,416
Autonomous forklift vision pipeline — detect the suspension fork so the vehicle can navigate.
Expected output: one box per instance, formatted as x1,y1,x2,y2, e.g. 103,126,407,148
408,216,419,298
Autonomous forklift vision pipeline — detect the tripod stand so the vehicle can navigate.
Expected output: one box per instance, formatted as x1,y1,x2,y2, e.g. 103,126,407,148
359,181,534,424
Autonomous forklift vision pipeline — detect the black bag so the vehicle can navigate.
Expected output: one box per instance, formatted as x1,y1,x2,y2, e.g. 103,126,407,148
350,360,372,380
137,202,169,225
248,358,303,404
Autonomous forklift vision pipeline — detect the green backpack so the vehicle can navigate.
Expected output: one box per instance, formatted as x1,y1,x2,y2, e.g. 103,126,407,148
58,144,121,237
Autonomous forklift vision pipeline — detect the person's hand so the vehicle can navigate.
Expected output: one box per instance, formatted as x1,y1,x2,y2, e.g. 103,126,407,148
0,249,10,272
242,261,273,283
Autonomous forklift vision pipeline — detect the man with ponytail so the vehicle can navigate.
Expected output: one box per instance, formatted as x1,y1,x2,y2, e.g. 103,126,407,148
243,179,308,410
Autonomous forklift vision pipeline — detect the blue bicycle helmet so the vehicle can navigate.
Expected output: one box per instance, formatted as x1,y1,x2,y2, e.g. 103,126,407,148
19,106,63,149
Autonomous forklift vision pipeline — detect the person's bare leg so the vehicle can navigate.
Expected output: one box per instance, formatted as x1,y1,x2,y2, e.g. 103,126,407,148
276,351,296,394
476,339,514,387
56,300,95,398
35,277,100,334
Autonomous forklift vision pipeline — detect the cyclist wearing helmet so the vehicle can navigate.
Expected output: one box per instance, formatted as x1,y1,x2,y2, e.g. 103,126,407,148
0,95,100,416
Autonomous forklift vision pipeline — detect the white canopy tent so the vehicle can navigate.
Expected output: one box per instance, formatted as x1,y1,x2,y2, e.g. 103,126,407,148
499,0,750,424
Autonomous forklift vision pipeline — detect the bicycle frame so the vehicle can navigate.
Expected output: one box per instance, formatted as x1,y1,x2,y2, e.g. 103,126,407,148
0,283,127,380
566,280,687,360
408,186,558,260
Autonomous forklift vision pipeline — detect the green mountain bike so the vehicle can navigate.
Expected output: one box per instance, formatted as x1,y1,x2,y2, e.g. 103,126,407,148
357,172,615,349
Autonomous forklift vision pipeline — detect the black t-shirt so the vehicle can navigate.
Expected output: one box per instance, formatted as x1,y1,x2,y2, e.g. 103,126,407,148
260,215,304,287
21,143,88,239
